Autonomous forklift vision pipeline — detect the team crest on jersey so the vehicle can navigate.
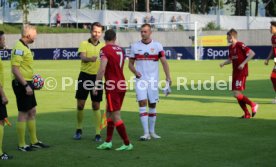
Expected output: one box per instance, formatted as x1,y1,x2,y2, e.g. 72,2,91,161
144,52,149,56
150,48,155,53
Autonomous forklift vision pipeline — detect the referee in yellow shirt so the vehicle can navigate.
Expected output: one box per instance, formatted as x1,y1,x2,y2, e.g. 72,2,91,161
0,31,12,160
74,22,105,141
11,25,49,152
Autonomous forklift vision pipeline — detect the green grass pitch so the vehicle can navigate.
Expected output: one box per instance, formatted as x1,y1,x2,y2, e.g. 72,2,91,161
1,60,276,167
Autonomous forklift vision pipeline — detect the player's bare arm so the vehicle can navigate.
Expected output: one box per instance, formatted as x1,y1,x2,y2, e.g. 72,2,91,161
220,59,232,68
94,59,108,96
128,58,141,78
238,50,255,70
12,65,33,95
160,56,172,85
265,48,273,65
0,86,8,105
79,52,97,63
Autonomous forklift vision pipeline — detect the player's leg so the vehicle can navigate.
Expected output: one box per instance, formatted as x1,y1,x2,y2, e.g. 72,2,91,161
97,112,113,150
74,99,86,139
92,101,102,141
148,86,160,139
138,100,150,140
236,76,258,117
74,72,89,139
17,111,31,151
12,80,32,151
113,110,133,151
27,107,49,148
91,84,103,142
0,120,3,156
148,102,161,139
27,106,49,149
270,70,276,103
136,79,150,140
112,92,132,151
0,105,13,160
234,91,250,119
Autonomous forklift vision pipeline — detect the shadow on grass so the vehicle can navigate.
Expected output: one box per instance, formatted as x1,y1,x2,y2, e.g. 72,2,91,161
2,110,276,167
169,79,274,99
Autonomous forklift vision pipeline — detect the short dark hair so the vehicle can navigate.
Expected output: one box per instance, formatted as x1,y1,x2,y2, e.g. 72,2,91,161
227,28,238,38
141,23,152,29
91,22,104,31
0,31,4,37
271,21,276,27
104,29,116,41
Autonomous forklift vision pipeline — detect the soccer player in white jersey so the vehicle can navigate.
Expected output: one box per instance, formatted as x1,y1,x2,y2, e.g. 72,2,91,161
129,24,171,140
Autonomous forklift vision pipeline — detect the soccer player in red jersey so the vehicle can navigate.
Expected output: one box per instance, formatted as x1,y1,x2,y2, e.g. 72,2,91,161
94,29,133,151
265,21,276,103
220,29,259,119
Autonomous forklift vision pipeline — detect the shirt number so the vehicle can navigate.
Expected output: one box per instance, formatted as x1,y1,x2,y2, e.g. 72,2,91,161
116,51,123,68
235,80,242,87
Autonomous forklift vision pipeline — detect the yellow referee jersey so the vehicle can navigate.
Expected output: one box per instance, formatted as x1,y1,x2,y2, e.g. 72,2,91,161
11,40,34,81
78,39,105,75
0,49,4,87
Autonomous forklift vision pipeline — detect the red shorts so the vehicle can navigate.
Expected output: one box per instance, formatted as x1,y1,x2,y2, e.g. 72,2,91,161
270,70,276,91
106,92,125,112
232,75,247,91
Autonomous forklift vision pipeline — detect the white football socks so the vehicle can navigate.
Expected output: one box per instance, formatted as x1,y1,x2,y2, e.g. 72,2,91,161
139,107,149,135
149,108,157,134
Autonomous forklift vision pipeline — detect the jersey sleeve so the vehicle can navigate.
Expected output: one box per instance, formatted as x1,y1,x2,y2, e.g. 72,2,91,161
100,48,108,61
240,42,250,55
157,43,165,58
78,41,87,54
129,44,135,59
11,49,23,66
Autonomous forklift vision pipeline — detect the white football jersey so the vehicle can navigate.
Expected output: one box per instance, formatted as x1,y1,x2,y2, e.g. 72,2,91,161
130,40,165,81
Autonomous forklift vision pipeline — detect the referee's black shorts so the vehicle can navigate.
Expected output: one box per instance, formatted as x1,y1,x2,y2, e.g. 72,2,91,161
12,80,37,112
0,96,7,120
75,72,103,102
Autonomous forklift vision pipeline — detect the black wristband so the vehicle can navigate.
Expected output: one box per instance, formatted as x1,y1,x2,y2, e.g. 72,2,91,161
24,83,29,88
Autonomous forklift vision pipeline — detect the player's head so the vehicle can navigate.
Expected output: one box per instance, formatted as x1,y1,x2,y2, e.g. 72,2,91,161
90,22,104,41
270,21,276,34
227,28,238,43
140,24,152,41
0,31,5,49
104,29,116,42
21,24,37,44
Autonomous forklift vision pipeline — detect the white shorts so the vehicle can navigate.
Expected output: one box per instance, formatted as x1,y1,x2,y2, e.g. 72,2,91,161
135,79,159,103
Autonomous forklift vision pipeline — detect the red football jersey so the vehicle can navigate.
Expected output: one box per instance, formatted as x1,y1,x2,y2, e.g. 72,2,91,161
100,44,126,93
228,42,251,76
271,35,276,57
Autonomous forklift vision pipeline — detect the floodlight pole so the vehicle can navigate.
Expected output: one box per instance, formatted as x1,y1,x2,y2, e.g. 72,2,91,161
189,0,191,13
49,0,51,27
76,0,78,29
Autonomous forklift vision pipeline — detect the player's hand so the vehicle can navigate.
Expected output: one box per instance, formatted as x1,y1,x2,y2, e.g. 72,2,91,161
25,85,33,96
1,96,8,105
166,78,172,86
238,64,245,70
135,71,142,79
93,87,98,96
219,62,224,68
90,56,97,62
264,60,269,66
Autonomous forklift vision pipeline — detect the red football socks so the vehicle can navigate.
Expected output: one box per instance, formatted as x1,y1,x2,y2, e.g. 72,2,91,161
115,120,130,145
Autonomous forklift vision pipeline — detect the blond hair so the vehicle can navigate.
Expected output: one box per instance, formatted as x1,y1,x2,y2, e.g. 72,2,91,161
21,24,36,37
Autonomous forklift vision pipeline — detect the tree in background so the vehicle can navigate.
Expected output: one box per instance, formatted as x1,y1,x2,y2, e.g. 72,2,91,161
225,0,248,16
8,0,39,24
106,0,131,10
264,0,276,16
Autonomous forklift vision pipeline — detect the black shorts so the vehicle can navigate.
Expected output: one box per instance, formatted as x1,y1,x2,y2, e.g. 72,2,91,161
75,72,103,102
12,80,37,112
0,96,7,120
